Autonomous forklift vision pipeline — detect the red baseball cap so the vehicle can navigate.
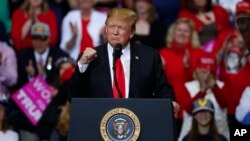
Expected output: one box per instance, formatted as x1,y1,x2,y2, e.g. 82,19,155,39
236,1,250,14
228,45,243,56
196,53,217,73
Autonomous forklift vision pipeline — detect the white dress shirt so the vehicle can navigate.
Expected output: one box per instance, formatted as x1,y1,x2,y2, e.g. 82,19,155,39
78,43,131,98
34,48,49,66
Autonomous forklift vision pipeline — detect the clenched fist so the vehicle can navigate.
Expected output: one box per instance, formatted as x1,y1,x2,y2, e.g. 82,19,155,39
79,48,97,65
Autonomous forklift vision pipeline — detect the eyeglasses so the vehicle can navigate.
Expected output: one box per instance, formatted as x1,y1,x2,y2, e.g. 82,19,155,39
31,35,48,41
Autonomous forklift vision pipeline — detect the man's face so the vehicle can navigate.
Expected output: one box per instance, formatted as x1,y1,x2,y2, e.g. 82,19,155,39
32,35,49,53
105,17,134,47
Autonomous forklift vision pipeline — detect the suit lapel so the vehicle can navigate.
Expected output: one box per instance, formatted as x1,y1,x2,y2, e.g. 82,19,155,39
129,45,140,98
31,49,39,75
101,45,113,98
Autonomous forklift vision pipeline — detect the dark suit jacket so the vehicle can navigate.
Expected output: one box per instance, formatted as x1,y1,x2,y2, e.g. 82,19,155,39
70,43,174,99
13,47,68,140
16,47,68,89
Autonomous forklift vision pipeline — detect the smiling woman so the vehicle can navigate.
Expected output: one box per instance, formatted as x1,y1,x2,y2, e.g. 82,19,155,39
160,18,202,137
182,98,228,141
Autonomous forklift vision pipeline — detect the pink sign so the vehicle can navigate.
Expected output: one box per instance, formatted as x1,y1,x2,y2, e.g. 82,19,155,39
11,76,52,126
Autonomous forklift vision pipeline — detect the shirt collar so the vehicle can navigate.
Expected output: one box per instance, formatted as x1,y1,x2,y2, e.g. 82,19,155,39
34,48,50,65
107,43,130,55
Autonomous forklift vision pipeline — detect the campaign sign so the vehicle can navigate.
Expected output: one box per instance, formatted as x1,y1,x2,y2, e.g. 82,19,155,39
11,76,52,126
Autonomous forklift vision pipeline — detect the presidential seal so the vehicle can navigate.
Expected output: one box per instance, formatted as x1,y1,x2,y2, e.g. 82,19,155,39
100,108,141,141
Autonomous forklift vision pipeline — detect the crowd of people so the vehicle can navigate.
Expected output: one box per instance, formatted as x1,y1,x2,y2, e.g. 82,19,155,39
1,0,250,141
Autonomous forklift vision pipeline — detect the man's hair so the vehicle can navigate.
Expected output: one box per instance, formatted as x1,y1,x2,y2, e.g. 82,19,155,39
105,8,137,32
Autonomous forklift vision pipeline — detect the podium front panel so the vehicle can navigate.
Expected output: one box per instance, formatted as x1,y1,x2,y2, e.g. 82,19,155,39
68,98,176,141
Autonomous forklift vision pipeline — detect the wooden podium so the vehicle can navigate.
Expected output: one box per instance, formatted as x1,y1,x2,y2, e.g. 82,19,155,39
68,98,176,141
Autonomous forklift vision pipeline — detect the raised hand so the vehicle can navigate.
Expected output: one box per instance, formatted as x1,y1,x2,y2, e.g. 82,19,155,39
26,60,35,77
183,49,190,68
70,22,78,37
79,48,97,65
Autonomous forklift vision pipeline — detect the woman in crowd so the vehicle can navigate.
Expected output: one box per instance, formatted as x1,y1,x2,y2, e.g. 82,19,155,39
131,0,166,50
11,0,58,51
160,18,202,137
179,54,229,141
179,0,230,51
182,98,227,141
49,102,70,141
218,43,250,135
60,0,107,61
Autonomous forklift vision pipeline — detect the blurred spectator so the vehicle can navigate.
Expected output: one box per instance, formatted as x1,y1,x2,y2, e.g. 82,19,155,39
217,43,250,137
44,57,75,141
215,0,250,57
11,0,58,51
0,41,17,101
0,21,11,46
236,86,250,125
14,23,68,141
0,100,19,141
120,0,135,9
179,0,230,48
160,18,202,137
66,0,79,10
153,0,181,28
9,0,24,17
213,0,242,26
94,0,135,11
95,0,118,11
234,0,250,128
182,98,227,141
179,54,229,141
16,22,68,93
48,0,72,47
60,0,107,61
131,0,166,50
0,0,11,34
49,102,70,141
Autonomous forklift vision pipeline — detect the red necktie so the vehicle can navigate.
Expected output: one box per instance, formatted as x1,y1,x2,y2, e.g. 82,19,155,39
113,58,126,98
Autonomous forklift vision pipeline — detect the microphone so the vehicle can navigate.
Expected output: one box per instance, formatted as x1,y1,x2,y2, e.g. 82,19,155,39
113,43,123,68
112,43,123,98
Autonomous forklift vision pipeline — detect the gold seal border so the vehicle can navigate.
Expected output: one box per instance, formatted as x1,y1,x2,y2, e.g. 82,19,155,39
100,108,141,141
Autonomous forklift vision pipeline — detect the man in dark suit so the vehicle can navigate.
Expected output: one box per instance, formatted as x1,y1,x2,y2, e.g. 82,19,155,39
70,7,179,116
14,22,68,141
16,22,68,88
